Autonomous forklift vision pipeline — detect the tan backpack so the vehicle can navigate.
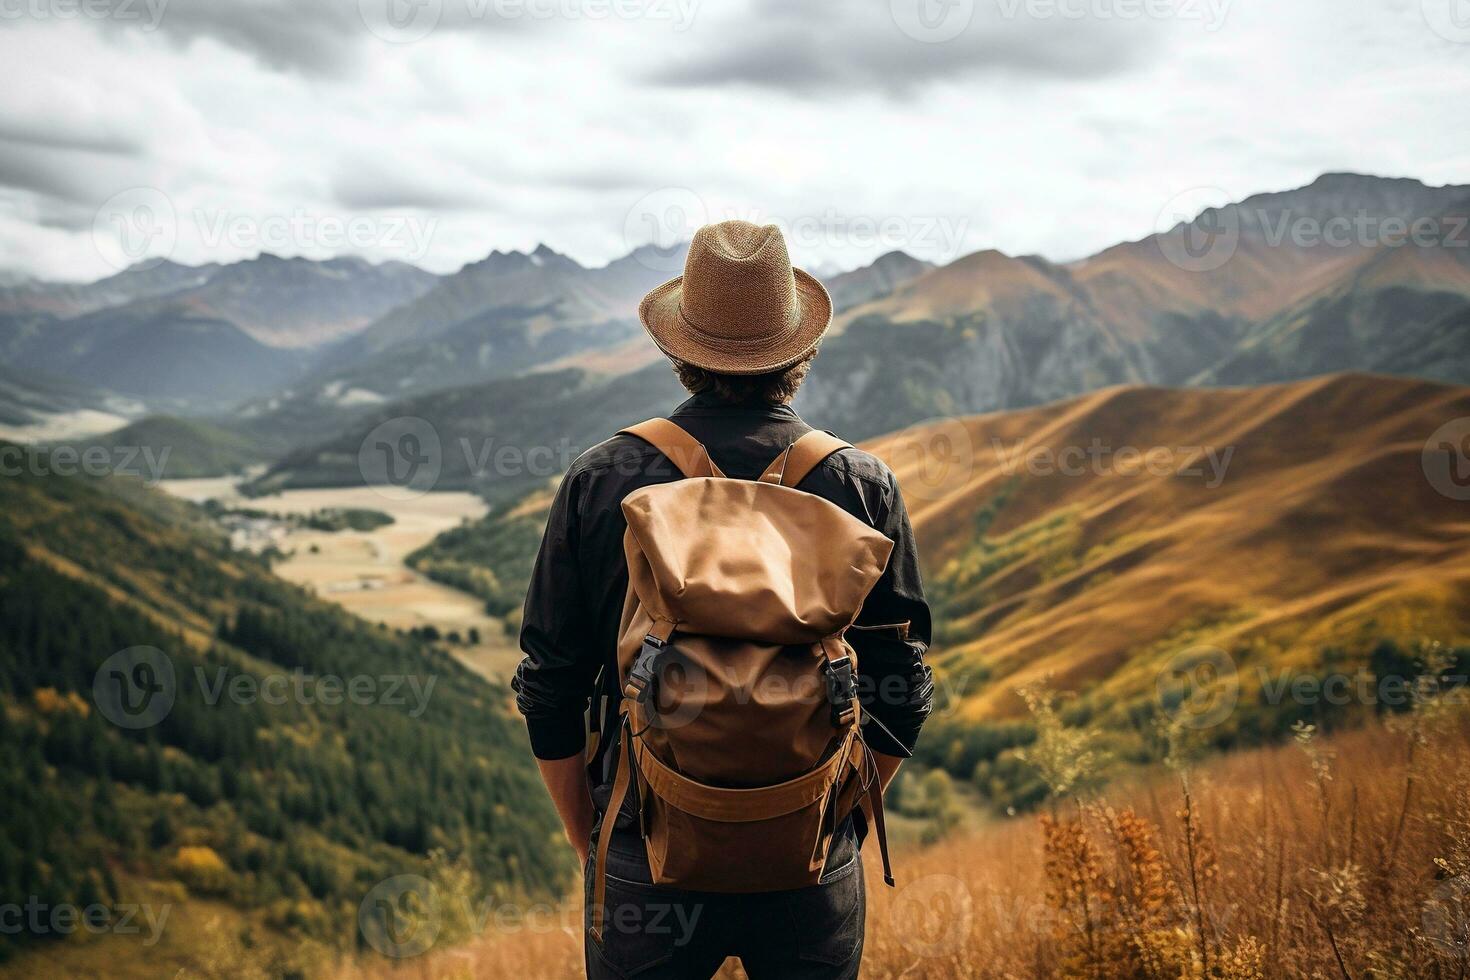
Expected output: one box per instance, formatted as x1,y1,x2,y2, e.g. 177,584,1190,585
590,418,898,942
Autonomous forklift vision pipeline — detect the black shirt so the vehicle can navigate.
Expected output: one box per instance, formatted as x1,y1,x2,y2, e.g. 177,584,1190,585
512,392,934,772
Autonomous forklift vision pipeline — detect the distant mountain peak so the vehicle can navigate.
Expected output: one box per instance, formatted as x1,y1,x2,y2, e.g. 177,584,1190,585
1308,171,1427,189
461,244,583,277
627,241,689,261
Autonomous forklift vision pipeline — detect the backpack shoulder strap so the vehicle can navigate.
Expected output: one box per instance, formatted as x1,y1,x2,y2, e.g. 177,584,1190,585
758,430,851,488
618,418,725,478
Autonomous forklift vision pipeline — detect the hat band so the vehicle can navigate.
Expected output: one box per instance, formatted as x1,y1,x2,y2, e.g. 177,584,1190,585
676,299,806,357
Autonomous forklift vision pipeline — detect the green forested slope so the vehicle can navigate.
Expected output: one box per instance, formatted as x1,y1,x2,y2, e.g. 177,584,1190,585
0,447,562,969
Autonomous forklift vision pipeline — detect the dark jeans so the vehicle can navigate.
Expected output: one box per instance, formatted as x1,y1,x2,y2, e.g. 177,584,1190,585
584,826,865,979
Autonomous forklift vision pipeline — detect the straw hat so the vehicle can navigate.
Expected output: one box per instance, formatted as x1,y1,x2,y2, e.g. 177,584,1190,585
639,220,832,376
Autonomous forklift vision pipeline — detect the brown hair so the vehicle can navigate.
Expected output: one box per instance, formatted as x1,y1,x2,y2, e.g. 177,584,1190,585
673,348,818,405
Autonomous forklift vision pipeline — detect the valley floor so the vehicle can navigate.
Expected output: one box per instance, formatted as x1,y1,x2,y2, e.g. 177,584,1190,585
158,479,523,682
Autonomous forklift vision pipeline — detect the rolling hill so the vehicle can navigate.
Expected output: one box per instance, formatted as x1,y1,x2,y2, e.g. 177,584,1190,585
62,416,272,479
0,361,136,437
866,373,1470,743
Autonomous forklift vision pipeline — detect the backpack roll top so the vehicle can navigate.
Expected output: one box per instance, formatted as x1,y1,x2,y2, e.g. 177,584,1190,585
620,477,894,644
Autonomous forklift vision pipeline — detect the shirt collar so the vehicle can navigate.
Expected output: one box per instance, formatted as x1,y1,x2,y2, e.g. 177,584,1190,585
670,392,803,421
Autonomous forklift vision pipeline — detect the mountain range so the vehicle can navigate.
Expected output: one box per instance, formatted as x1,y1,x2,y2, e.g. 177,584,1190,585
0,172,1466,483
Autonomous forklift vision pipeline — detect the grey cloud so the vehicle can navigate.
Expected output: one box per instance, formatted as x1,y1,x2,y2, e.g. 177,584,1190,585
28,198,101,232
0,119,145,156
0,144,109,205
642,0,1158,98
136,1,366,76
331,161,498,210
0,0,364,75
73,0,534,77
545,169,672,193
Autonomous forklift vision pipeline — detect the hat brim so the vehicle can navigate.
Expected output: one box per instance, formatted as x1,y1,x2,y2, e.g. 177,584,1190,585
638,268,832,376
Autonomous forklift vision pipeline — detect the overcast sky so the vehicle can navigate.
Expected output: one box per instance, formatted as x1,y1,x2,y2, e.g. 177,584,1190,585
1,0,1468,281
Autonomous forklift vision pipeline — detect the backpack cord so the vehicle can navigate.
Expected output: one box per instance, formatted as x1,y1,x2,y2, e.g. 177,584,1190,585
856,734,896,887
590,713,636,945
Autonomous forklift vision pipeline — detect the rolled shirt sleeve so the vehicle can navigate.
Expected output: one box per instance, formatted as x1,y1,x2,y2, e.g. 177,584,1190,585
849,471,935,758
512,468,602,760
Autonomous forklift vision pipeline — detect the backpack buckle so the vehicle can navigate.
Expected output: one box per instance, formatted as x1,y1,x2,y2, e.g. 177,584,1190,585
823,656,857,726
624,634,667,704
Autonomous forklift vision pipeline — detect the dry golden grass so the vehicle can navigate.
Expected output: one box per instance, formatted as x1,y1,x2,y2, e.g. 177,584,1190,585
333,710,1470,979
